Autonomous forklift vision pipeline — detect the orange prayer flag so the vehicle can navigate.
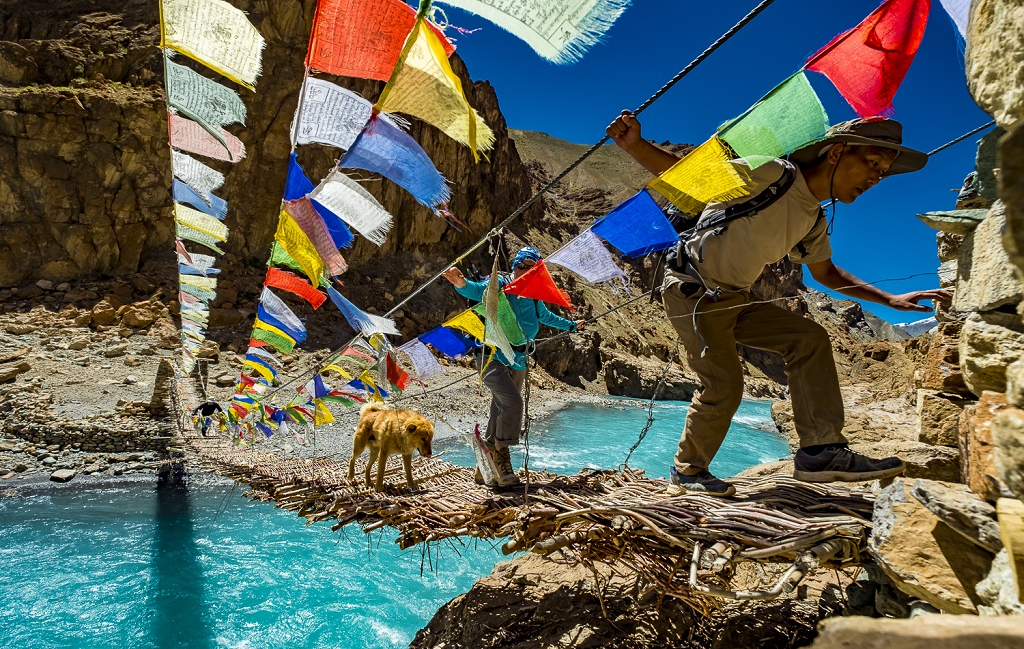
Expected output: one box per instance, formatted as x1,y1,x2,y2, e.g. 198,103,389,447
305,0,454,82
264,267,327,309
503,260,573,311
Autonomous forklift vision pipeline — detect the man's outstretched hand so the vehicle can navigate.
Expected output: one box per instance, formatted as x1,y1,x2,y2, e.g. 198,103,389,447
441,267,467,289
886,289,953,312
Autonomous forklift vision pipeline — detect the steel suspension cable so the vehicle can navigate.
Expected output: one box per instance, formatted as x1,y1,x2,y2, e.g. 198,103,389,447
258,0,781,400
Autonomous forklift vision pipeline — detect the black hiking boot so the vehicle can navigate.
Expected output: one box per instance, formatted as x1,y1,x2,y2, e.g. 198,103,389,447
669,467,736,497
793,444,905,483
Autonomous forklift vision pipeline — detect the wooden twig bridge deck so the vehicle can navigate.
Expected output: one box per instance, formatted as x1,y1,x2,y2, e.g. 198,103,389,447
170,373,873,602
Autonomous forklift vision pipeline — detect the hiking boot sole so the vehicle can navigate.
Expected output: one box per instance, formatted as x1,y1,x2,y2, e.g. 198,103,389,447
793,464,905,483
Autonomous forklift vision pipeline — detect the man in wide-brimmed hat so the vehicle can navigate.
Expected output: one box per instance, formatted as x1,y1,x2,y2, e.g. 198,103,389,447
607,111,950,497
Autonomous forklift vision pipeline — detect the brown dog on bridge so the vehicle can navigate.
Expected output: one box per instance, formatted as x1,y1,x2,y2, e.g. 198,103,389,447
348,403,434,492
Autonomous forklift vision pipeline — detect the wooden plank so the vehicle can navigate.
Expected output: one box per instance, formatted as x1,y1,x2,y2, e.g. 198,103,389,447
997,497,1024,601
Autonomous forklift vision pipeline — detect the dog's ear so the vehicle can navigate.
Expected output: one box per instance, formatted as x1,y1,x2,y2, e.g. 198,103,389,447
406,422,418,434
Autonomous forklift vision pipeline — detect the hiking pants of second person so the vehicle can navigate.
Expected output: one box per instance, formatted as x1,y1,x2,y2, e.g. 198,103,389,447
480,360,527,449
662,279,847,474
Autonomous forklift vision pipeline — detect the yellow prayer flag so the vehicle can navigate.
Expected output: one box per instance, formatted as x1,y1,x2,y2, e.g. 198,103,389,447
376,18,494,162
175,203,228,242
358,371,385,403
647,137,752,215
443,309,485,341
160,0,265,90
322,364,352,380
243,360,274,382
314,398,335,425
274,211,325,289
252,320,296,345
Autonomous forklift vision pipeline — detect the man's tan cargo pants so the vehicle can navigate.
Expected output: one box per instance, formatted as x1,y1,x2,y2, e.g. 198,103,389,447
662,276,848,474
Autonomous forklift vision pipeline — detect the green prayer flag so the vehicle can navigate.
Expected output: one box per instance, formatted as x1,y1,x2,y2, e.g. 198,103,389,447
268,241,305,274
473,291,527,347
717,72,829,169
251,327,295,354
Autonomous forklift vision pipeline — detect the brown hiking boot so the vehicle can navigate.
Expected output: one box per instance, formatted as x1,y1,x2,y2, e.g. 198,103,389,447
487,445,521,488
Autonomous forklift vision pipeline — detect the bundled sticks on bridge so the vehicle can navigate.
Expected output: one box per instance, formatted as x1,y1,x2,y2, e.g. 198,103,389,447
187,436,873,600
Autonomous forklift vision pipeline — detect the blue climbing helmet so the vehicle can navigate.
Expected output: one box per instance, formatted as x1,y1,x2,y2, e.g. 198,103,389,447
511,246,542,269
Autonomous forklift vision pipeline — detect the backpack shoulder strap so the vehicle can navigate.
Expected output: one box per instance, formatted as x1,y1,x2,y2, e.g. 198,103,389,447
690,160,797,234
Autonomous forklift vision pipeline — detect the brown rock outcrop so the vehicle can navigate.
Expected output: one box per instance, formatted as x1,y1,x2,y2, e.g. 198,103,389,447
962,392,1013,502
0,0,539,293
966,0,1024,129
870,478,995,614
809,615,1024,649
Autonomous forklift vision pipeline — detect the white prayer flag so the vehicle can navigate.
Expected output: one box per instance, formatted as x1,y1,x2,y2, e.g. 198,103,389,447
160,0,266,90
260,287,305,335
398,339,445,380
938,0,970,37
433,0,629,64
172,151,225,203
309,169,393,246
178,251,218,274
291,78,373,150
547,230,627,283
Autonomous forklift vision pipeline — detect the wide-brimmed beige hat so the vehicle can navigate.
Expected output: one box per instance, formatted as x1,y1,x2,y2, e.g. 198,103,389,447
788,117,928,176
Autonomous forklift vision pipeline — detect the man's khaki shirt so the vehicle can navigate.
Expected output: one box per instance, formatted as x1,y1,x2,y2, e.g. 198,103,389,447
679,159,832,292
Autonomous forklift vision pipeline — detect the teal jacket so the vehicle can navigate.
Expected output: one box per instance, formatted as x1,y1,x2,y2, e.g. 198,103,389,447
454,274,576,370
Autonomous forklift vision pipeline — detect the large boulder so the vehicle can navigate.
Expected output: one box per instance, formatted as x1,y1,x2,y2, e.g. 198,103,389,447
993,407,1024,500
921,322,969,395
966,0,1024,128
910,478,1002,553
961,392,1013,502
809,615,1024,649
1001,122,1024,277
953,202,1024,314
917,389,972,447
959,312,1024,395
870,478,995,614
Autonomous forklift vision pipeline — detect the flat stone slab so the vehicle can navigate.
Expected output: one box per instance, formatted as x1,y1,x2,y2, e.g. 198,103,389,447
917,210,988,234
910,478,1002,553
49,468,76,483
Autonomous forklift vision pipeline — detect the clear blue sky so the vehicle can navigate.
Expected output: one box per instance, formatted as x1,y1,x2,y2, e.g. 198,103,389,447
439,0,992,324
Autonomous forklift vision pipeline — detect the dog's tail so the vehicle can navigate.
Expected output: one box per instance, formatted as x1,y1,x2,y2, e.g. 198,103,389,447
360,402,385,416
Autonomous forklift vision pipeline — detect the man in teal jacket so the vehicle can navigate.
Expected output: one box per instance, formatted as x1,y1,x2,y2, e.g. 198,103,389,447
442,247,584,487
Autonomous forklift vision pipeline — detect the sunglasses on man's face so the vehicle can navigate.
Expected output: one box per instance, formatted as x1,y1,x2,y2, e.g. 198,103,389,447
516,261,536,269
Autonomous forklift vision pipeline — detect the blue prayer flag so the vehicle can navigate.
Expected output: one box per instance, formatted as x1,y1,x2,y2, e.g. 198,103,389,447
310,199,355,248
256,305,306,343
178,264,221,276
172,179,228,220
419,326,477,359
284,153,315,201
340,115,450,208
590,191,679,258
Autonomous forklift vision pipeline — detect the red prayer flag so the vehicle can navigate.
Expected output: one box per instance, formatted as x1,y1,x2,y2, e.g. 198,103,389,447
385,352,410,391
805,0,930,117
237,373,255,389
265,267,327,309
231,403,249,418
175,239,193,265
503,260,573,311
248,338,269,348
305,0,455,82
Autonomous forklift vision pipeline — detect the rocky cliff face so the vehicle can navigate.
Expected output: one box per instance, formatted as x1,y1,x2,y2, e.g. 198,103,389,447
0,0,537,290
